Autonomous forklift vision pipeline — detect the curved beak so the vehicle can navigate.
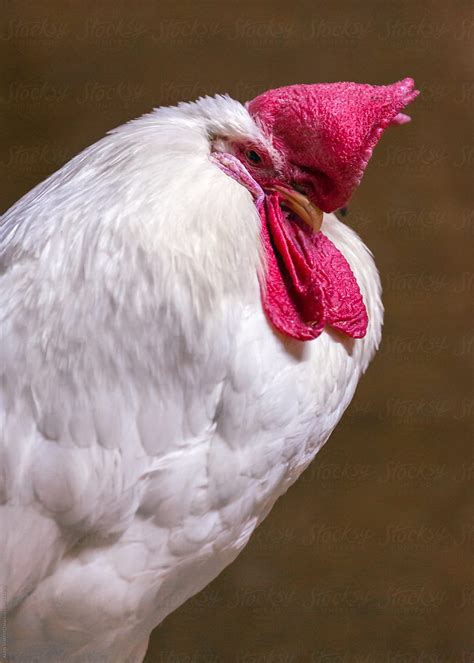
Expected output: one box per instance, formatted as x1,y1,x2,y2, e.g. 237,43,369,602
271,185,323,233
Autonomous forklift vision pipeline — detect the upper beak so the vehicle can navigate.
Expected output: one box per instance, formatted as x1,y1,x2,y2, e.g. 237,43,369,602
270,185,323,233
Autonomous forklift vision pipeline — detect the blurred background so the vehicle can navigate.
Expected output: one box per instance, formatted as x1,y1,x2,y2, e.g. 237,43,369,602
1,1,472,661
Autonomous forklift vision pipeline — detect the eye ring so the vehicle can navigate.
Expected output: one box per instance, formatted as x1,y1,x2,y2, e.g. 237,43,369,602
245,149,262,165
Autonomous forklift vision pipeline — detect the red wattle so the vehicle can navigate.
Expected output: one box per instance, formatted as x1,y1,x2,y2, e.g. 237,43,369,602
259,192,368,341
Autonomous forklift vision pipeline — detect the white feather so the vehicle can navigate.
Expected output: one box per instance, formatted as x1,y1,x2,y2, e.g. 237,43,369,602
0,94,382,662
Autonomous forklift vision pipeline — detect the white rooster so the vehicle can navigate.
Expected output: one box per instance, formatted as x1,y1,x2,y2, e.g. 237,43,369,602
0,79,418,662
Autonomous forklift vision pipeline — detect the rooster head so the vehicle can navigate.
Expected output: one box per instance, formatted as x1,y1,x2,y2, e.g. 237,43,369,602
210,79,419,341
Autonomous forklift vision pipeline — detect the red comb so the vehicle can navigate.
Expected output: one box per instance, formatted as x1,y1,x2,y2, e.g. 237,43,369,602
248,78,419,212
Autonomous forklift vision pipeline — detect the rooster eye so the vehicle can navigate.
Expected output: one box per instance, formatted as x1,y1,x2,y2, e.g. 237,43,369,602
245,149,262,165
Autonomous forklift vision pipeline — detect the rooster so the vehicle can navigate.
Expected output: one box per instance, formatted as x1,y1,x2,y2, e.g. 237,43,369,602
0,78,418,662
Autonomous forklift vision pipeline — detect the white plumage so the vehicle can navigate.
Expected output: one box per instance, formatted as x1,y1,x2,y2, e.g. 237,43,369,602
1,93,383,661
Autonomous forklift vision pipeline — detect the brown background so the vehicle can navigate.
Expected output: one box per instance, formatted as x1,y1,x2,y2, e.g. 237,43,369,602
1,1,472,661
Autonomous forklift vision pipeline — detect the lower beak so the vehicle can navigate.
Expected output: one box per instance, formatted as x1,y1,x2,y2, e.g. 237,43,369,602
271,185,323,233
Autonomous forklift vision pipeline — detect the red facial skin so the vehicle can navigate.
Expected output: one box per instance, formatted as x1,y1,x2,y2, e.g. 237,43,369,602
232,141,314,201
